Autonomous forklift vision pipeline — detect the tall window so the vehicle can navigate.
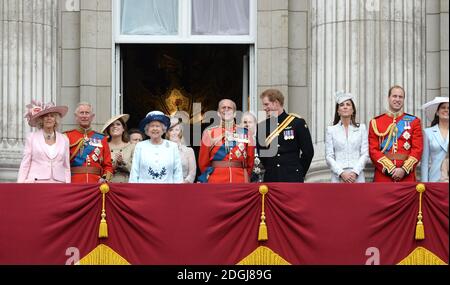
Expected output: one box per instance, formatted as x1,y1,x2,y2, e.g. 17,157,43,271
121,0,178,35
191,0,249,35
116,0,254,42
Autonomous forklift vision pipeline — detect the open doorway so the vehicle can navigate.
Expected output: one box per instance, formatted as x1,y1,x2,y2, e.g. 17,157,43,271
121,44,249,135
120,44,250,181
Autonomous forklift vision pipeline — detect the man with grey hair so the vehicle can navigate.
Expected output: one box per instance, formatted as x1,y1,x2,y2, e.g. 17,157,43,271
65,102,113,183
198,99,255,183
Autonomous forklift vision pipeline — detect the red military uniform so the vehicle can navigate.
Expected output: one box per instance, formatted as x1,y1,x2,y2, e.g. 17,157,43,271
368,112,423,182
198,123,255,183
65,128,113,183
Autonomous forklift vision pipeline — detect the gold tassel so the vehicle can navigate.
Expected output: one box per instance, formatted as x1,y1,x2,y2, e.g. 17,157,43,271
258,185,269,241
99,215,108,238
415,183,426,240
415,221,424,240
98,183,110,239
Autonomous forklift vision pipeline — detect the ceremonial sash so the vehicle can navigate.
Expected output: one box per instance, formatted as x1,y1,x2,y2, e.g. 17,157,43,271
265,115,296,146
72,133,104,167
198,143,228,183
380,115,415,153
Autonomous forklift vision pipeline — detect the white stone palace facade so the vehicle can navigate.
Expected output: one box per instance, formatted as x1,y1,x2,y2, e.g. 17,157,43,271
0,0,448,181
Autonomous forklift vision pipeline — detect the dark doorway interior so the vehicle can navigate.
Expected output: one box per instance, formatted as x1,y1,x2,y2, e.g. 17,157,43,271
122,44,248,136
122,44,249,181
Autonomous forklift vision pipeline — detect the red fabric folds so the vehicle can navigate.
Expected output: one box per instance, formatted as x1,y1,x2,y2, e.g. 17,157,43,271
0,182,448,264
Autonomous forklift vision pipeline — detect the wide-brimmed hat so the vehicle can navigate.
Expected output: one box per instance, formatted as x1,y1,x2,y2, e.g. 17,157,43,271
422,97,449,121
101,114,130,134
168,117,182,130
24,100,68,127
334,90,355,104
139,111,170,132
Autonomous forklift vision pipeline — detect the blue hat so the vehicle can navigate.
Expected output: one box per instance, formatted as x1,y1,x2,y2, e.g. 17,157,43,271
139,111,170,132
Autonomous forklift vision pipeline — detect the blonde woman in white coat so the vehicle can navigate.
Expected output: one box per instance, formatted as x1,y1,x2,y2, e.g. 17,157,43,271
325,92,369,183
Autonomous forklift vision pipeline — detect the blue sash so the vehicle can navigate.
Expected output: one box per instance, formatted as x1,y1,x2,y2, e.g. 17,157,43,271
72,133,104,167
197,127,249,183
197,144,227,183
381,115,415,152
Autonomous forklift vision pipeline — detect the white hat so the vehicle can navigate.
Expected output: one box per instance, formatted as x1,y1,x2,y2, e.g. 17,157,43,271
334,91,355,104
421,97,449,121
101,114,130,134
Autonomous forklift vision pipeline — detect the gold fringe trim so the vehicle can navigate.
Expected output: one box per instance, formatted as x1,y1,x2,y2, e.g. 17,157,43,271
415,183,426,240
397,247,447,265
258,185,269,241
79,244,130,265
237,246,291,265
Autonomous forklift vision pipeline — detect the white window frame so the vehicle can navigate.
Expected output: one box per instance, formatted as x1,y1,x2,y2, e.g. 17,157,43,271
112,0,258,114
114,0,256,44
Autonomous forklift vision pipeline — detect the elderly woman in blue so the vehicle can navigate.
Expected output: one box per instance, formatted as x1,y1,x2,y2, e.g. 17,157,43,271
421,97,449,182
129,111,183,183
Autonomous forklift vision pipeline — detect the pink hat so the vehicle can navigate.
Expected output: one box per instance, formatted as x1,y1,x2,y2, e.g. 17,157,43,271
24,100,69,127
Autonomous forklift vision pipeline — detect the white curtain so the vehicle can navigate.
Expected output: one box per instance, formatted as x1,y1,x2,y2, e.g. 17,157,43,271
121,0,178,35
192,0,249,35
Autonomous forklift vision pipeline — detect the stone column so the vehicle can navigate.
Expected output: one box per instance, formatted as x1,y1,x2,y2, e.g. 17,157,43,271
257,0,289,110
0,0,58,181
79,0,112,131
425,0,449,125
308,0,426,181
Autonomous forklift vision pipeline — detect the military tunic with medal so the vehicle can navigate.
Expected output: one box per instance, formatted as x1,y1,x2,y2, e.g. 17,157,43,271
65,127,113,183
198,122,255,183
368,111,423,182
257,111,314,182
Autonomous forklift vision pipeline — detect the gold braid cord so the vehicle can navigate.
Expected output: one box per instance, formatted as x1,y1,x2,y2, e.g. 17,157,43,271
69,138,84,161
402,156,419,174
415,183,425,240
258,185,269,241
265,116,295,146
371,119,398,153
98,183,110,239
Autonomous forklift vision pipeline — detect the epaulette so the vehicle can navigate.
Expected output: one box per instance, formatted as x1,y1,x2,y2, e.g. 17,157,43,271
289,113,303,119
404,113,417,119
63,129,76,134
374,113,385,119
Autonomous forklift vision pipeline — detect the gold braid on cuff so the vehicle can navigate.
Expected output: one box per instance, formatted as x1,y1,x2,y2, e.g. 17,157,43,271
377,156,396,174
402,156,419,174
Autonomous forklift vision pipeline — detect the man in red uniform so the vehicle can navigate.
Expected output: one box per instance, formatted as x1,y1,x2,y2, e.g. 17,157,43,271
368,85,423,182
198,99,255,183
65,102,113,183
